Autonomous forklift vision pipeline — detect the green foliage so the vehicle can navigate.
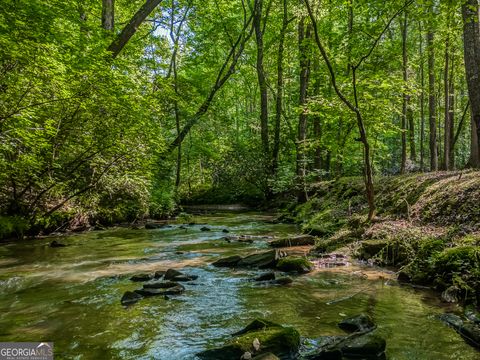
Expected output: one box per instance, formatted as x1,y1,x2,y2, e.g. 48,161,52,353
0,216,29,239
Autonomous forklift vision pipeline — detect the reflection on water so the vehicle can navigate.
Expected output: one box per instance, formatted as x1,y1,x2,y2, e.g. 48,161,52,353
0,212,477,359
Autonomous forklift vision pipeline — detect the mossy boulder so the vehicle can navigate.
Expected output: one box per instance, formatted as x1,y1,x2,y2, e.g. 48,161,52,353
269,235,316,248
276,256,314,274
197,319,300,360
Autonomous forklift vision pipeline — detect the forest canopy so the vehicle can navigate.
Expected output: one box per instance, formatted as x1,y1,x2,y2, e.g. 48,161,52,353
0,0,479,238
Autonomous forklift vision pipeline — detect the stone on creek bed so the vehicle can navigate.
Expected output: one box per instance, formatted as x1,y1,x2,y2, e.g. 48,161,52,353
440,313,480,349
120,291,143,306
49,240,67,248
338,314,376,333
255,272,276,281
276,256,314,274
269,235,316,248
142,281,180,289
212,255,243,267
301,333,386,360
134,284,185,297
237,250,287,269
197,319,300,360
163,268,198,281
130,273,154,282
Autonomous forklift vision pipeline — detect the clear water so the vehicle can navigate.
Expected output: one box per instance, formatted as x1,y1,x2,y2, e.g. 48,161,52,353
0,212,477,359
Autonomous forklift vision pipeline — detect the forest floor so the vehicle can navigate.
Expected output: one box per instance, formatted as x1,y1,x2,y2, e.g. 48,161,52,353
287,170,480,305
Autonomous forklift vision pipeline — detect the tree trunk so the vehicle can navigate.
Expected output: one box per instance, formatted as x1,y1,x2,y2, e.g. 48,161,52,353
448,67,455,169
102,0,114,31
400,11,408,174
254,0,270,161
462,0,480,167
443,35,450,170
427,30,437,171
297,18,311,202
419,22,425,171
272,0,288,175
108,0,163,58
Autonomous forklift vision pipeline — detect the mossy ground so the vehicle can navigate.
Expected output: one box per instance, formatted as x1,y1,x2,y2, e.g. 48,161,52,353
288,171,480,304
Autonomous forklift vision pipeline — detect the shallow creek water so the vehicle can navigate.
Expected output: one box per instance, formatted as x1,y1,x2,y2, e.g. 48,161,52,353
0,212,478,359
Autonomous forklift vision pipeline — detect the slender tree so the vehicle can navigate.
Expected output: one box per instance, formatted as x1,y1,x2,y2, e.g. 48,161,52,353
462,0,480,167
102,0,114,31
427,20,437,171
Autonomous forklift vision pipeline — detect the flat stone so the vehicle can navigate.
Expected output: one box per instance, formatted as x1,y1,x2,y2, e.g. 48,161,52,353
143,281,180,289
134,284,185,297
339,333,386,358
212,255,243,267
121,291,143,305
238,250,286,269
255,272,276,281
130,273,153,282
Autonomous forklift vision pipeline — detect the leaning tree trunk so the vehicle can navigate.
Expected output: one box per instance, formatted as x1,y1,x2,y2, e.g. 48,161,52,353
108,0,163,58
462,0,480,167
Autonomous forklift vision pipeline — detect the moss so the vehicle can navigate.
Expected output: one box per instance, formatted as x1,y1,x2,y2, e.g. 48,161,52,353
276,256,313,273
198,320,300,360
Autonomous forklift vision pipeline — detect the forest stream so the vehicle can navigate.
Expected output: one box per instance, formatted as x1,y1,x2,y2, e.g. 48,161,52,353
0,212,478,360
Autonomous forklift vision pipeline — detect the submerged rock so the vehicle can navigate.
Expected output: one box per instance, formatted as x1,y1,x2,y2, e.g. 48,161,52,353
237,250,287,269
255,272,276,282
143,281,180,289
276,256,313,274
154,270,165,279
197,319,300,360
130,273,153,282
338,314,376,333
222,229,230,233
439,313,480,349
49,240,66,248
252,353,280,360
121,291,143,305
135,284,185,297
339,333,386,358
200,226,211,231
269,235,316,248
145,223,163,229
274,277,293,285
441,286,461,303
164,268,198,281
465,305,480,325
212,255,243,267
